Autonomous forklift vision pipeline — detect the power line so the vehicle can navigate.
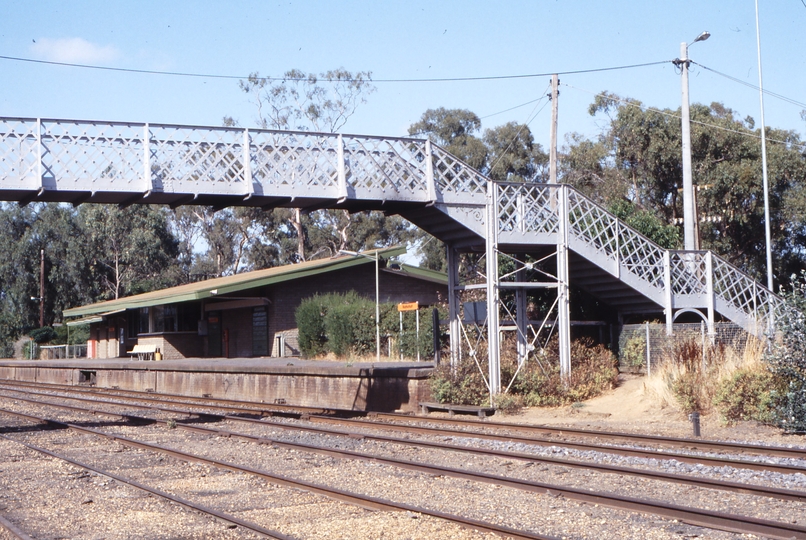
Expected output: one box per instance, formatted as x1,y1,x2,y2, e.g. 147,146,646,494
0,54,672,84
692,61,806,110
480,96,547,120
564,83,806,151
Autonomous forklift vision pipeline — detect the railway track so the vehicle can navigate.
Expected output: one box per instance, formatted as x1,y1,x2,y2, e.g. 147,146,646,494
1,384,805,503
3,380,804,472
0,382,805,539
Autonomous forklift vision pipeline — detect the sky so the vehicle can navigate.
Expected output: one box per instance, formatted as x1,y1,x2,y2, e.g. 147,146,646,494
1,0,805,154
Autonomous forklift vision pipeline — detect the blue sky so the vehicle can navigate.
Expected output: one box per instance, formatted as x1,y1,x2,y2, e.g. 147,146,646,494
1,1,804,152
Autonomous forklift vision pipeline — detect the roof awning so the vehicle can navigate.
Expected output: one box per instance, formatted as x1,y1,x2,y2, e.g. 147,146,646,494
65,308,125,326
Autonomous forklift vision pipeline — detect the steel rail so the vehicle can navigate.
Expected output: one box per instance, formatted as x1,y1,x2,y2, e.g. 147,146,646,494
2,385,805,504
0,433,294,539
369,411,806,460
0,512,33,540
0,407,555,540
1,399,805,539
2,380,803,475
5,379,805,461
305,415,806,476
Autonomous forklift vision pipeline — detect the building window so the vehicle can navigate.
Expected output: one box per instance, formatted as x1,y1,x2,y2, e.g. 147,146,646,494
129,308,149,336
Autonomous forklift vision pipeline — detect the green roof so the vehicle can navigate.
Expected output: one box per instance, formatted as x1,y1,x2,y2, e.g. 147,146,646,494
63,246,440,318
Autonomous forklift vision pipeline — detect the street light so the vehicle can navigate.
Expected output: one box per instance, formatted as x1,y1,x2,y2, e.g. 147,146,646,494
676,31,710,251
339,249,381,362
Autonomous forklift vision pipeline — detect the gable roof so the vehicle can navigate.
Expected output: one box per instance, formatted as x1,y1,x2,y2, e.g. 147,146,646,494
63,246,445,319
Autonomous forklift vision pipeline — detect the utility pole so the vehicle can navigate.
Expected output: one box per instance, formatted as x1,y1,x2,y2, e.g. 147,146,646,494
676,32,710,251
39,249,44,328
549,74,559,184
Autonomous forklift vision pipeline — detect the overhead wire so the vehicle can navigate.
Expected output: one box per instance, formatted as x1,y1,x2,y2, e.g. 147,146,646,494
563,83,806,151
0,54,671,83
486,82,552,177
691,61,806,110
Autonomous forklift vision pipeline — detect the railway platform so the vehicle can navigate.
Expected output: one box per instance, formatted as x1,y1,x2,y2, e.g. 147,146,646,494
0,357,435,412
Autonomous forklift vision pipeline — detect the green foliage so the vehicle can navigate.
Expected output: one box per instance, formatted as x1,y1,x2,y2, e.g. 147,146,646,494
764,270,806,432
621,335,646,370
29,326,57,344
608,200,680,249
295,294,329,357
713,367,781,424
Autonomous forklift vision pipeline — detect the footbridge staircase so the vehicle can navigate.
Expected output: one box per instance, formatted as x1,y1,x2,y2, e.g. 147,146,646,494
0,117,784,394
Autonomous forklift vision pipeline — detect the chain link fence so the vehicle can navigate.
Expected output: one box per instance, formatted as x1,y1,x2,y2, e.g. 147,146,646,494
618,322,750,375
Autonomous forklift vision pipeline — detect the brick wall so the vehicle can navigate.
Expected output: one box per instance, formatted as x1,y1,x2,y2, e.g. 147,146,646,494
269,265,446,334
137,333,203,360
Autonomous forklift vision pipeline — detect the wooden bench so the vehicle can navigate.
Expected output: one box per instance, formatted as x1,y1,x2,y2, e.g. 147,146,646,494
419,401,496,419
127,344,157,361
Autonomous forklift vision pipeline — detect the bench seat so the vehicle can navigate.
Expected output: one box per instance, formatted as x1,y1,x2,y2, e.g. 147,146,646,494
126,344,157,361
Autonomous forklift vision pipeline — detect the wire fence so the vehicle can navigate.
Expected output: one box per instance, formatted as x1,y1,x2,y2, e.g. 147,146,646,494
29,343,88,360
617,322,750,375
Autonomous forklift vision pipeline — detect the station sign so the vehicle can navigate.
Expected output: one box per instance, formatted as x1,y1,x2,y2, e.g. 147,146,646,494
397,301,419,312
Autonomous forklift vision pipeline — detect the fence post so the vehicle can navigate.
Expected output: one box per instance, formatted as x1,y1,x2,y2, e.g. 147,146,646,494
645,321,651,377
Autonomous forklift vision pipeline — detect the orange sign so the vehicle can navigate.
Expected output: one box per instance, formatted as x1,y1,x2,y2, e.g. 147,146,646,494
397,301,419,312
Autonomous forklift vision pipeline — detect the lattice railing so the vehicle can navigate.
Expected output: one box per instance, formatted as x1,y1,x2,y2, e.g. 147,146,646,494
616,224,667,289
250,130,339,190
497,183,559,234
712,255,784,331
430,144,487,196
344,136,429,194
0,118,39,188
670,252,708,296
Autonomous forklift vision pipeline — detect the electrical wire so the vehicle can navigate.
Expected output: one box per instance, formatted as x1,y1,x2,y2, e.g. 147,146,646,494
692,61,806,110
486,82,552,177
0,54,672,84
564,83,806,151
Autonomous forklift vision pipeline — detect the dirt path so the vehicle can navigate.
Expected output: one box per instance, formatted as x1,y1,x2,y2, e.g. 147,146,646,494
497,373,805,446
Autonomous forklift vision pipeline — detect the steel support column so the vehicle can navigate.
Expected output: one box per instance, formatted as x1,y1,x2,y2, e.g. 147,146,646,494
485,181,501,396
557,186,571,380
663,251,673,336
515,256,528,367
447,243,461,369
705,251,716,339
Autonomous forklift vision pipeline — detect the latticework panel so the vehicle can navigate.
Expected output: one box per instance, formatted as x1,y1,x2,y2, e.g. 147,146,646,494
712,255,784,331
344,136,429,196
40,120,146,190
497,183,559,234
0,118,39,189
430,144,487,195
250,131,339,191
149,125,247,194
670,252,708,296
617,225,666,289
567,190,619,258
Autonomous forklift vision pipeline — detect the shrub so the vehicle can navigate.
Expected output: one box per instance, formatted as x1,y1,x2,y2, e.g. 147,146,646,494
430,336,619,408
296,294,328,357
713,367,781,424
29,326,57,344
621,335,646,371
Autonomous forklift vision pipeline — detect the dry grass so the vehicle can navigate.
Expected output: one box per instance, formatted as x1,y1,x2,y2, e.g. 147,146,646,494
642,337,766,414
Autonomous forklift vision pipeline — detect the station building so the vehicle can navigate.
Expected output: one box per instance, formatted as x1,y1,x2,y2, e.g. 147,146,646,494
63,247,448,360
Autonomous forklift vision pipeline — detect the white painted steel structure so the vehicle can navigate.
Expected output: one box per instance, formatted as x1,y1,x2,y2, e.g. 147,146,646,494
0,117,785,396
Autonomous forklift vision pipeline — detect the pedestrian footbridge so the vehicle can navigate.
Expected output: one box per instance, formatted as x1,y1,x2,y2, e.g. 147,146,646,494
0,117,783,393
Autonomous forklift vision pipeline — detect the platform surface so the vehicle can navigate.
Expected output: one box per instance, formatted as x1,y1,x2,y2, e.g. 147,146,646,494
0,357,435,377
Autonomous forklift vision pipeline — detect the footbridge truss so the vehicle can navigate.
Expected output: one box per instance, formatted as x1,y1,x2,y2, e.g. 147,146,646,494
0,117,784,396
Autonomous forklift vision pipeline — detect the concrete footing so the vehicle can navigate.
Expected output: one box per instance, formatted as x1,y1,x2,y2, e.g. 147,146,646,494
0,358,435,413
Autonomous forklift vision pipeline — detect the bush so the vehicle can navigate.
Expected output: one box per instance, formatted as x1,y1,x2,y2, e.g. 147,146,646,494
430,336,619,408
296,292,443,360
296,294,328,357
713,367,781,424
29,326,57,344
621,335,646,371
764,270,806,432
